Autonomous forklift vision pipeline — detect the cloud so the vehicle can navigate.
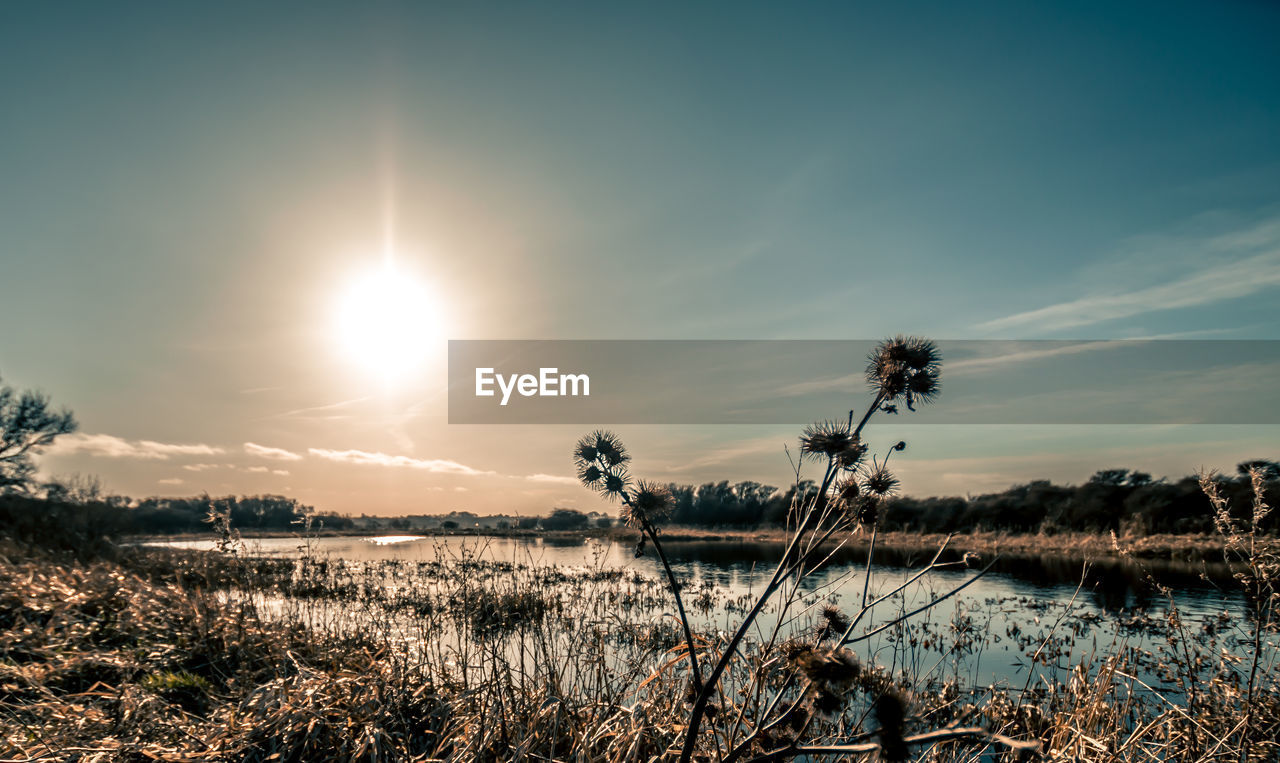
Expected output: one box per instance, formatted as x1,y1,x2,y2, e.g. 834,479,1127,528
775,373,862,398
265,396,372,421
662,435,789,473
945,341,1123,376
307,448,493,476
243,442,303,461
977,222,1280,332
182,463,224,472
523,473,579,485
157,478,184,485
49,433,223,460
244,466,287,476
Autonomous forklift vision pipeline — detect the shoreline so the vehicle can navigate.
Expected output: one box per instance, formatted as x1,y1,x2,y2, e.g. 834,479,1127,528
128,527,1227,563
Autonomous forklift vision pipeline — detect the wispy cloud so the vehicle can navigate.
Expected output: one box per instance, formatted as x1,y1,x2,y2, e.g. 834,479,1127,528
775,373,862,398
265,397,372,421
49,433,224,460
239,386,282,395
243,442,303,461
157,477,184,485
182,463,225,472
308,448,493,476
946,341,1123,375
523,473,579,485
662,435,789,473
977,221,1280,332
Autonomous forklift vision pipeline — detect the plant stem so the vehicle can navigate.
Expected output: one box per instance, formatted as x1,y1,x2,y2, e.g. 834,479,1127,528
639,514,702,691
678,461,838,763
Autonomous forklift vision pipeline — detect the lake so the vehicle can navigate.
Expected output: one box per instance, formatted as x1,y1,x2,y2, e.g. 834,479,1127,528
145,533,1250,693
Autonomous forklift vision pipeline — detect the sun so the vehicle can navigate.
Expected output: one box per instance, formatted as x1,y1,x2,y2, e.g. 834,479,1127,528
335,262,440,382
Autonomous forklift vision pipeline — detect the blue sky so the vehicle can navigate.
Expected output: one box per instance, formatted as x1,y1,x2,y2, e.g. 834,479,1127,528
2,2,1278,513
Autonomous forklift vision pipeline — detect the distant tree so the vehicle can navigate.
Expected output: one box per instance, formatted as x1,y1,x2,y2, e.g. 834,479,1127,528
1126,471,1154,487
516,516,539,530
316,513,354,530
1088,469,1131,487
441,519,459,530
595,516,612,529
43,473,103,504
1,377,77,494
542,508,589,531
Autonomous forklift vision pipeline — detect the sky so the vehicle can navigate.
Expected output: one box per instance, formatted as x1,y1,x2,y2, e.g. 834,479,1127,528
2,1,1278,515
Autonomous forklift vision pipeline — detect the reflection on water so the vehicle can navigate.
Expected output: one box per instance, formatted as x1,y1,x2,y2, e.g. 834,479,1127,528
364,535,429,545
143,533,1249,691
146,533,1239,618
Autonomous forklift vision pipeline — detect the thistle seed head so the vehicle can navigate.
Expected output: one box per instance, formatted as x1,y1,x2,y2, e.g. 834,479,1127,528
863,465,899,497
800,420,863,463
853,494,881,526
623,480,673,527
599,468,630,501
874,689,910,762
811,688,842,717
780,638,811,662
880,335,941,372
821,605,851,634
593,431,629,466
574,430,630,468
577,463,604,488
837,440,869,470
833,477,860,506
792,646,860,692
867,336,941,408
573,438,598,465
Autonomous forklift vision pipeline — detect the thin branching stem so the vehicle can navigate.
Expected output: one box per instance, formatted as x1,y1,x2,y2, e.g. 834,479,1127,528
634,507,702,691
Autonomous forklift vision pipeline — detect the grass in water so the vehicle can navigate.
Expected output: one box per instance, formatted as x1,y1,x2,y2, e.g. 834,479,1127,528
1,336,1276,761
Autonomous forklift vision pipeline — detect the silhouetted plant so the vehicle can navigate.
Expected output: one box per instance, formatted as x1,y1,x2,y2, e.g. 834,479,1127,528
573,336,1037,762
574,430,703,690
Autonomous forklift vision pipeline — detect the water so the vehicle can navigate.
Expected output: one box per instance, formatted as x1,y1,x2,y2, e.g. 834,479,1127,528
144,533,1250,692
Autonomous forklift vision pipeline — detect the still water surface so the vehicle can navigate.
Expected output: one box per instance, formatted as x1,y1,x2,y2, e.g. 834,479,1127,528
147,533,1248,690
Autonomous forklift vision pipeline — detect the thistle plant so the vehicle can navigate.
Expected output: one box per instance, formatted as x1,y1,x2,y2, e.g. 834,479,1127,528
574,430,702,690
573,336,1037,762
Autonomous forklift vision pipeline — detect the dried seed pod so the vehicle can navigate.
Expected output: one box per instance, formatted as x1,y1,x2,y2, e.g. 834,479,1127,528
874,689,910,762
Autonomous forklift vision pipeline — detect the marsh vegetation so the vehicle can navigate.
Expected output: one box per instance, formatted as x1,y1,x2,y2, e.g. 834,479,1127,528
2,338,1277,761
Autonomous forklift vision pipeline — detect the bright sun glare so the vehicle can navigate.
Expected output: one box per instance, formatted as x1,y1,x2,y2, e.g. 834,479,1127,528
336,262,439,381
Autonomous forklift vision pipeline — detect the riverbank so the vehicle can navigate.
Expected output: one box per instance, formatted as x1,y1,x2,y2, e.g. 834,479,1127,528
134,527,1229,563
3,532,1274,762
627,527,1227,562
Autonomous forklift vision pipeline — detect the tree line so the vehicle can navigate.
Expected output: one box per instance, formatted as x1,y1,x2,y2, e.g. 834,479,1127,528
658,463,1278,535
3,374,1275,538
